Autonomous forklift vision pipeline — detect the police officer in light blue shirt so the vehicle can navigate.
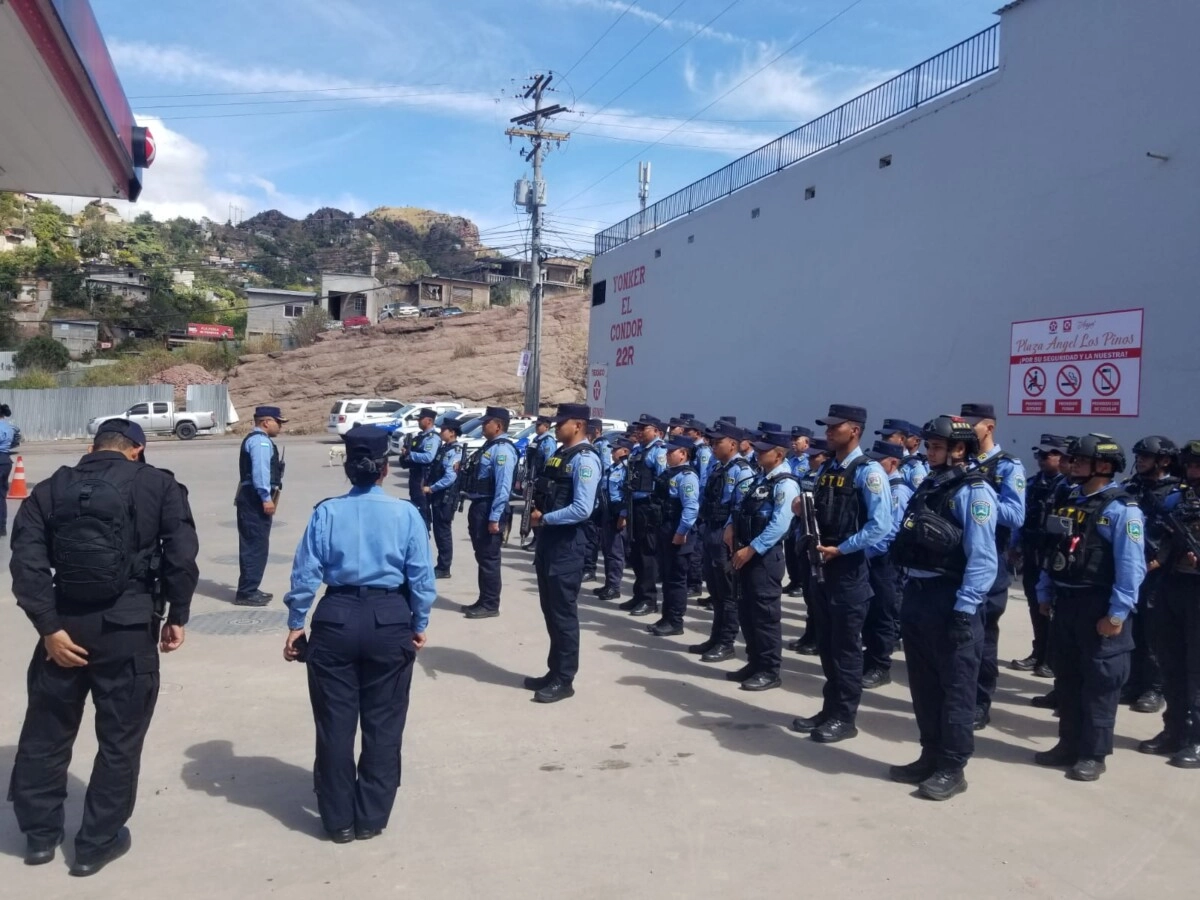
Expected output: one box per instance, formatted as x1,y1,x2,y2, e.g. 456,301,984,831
888,416,997,801
791,404,893,744
899,421,931,490
621,415,669,616
582,418,610,582
1034,434,1145,782
425,417,464,578
683,419,712,598
402,408,441,531
593,438,634,602
782,426,813,594
460,407,516,618
283,425,436,842
861,440,914,689
646,435,701,638
525,403,602,703
725,429,801,692
960,402,1027,731
235,405,286,606
0,403,18,536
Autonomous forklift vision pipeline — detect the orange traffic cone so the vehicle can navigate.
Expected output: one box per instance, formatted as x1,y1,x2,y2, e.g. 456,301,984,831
7,455,29,500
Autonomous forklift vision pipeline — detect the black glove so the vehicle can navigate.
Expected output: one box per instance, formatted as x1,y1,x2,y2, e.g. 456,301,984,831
948,610,975,647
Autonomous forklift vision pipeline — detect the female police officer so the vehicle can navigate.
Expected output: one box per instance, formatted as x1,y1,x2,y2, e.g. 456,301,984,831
282,425,437,843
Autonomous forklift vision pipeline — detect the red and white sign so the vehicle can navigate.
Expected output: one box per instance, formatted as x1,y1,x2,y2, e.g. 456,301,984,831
1009,309,1142,417
589,364,608,418
186,322,234,339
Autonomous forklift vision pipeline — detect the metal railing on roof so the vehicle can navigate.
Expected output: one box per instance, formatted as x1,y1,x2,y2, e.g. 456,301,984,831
594,24,1000,256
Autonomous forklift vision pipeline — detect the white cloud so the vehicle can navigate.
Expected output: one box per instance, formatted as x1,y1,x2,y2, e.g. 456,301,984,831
547,0,754,46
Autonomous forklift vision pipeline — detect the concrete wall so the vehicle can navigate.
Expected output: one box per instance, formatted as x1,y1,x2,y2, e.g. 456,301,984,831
588,0,1200,457
246,288,317,337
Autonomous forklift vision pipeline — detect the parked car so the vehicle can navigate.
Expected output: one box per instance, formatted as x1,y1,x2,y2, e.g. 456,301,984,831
342,315,371,330
87,400,216,441
327,398,408,436
378,303,420,320
441,306,466,317
385,403,468,453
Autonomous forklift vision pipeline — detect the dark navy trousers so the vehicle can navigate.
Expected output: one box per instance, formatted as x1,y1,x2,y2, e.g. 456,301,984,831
863,553,901,673
601,513,627,592
306,589,415,834
900,576,984,771
735,543,786,679
702,525,738,646
808,553,872,723
1021,540,1051,666
1051,586,1132,759
430,491,455,573
235,485,272,597
468,500,505,610
1153,572,1200,742
534,524,588,682
408,465,431,531
659,528,697,628
976,564,1013,714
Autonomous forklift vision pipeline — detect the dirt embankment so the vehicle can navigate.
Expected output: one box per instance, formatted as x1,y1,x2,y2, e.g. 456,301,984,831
225,295,590,434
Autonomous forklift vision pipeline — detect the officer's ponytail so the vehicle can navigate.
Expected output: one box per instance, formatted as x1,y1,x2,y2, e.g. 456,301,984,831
344,455,387,488
0,404,10,418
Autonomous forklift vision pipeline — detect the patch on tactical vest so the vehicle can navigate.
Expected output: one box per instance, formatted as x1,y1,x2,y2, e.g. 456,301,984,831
970,499,992,524
1127,520,1143,542
866,471,884,494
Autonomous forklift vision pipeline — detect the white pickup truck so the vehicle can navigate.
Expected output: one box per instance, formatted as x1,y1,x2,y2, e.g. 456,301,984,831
87,400,217,441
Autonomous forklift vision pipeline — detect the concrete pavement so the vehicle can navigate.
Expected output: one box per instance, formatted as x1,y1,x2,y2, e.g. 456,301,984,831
0,437,1196,898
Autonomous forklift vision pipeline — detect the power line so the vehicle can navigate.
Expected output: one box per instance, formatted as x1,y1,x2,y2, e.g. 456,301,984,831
128,82,425,100
552,0,869,216
575,0,689,103
135,87,494,111
152,89,497,121
561,1,640,78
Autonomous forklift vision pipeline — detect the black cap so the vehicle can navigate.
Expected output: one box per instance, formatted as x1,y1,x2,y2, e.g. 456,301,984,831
343,424,390,460
751,431,791,452
667,416,690,428
551,403,590,424
536,415,553,426
757,421,782,433
588,417,603,432
677,412,696,420
440,417,464,435
865,440,905,462
790,425,813,439
874,418,908,437
665,435,695,454
684,419,708,433
1034,432,1069,453
704,421,736,441
96,417,147,448
805,437,830,456
717,415,737,426
959,402,996,421
417,407,438,421
614,437,636,452
254,405,288,423
817,404,867,427
636,413,665,431
482,406,511,427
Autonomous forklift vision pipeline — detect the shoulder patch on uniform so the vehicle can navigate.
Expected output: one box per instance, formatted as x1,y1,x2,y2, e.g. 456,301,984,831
496,453,508,464
1127,520,1143,542
580,465,594,479
1015,476,1026,492
970,498,993,524
865,471,884,495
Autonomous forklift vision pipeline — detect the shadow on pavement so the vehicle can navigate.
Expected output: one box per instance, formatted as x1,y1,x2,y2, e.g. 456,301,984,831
181,740,321,837
416,646,527,689
195,576,239,604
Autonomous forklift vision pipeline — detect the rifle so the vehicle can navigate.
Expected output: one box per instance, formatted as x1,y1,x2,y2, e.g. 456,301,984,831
271,444,285,509
1163,503,1200,567
799,490,825,585
519,456,536,540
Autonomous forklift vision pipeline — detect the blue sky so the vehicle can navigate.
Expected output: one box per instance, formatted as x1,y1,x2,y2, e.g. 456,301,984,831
92,0,1004,257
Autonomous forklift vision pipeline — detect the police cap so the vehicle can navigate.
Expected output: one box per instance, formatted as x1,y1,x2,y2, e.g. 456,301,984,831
684,419,708,434
805,437,830,456
865,440,905,462
1066,434,1126,473
717,415,737,426
1033,433,1069,454
440,416,464,435
959,402,996,421
874,418,908,438
636,413,665,431
704,421,737,442
254,405,288,423
757,421,782,433
817,404,867,427
667,416,690,429
665,435,695,455
343,424,390,460
751,431,791,453
96,417,147,448
588,417,604,432
790,425,813,439
482,406,511,427
677,412,696,421
551,403,590,424
417,407,438,421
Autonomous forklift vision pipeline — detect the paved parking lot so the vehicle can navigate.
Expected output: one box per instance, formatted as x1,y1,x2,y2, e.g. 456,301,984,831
0,436,1197,898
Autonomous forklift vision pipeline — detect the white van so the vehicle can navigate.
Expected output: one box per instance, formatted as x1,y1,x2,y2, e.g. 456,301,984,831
326,398,407,436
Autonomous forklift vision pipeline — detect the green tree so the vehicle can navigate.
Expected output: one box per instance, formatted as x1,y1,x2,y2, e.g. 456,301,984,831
28,200,67,247
15,335,70,372
288,305,330,347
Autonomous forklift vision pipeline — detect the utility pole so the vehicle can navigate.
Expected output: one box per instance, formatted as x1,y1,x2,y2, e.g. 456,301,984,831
507,73,570,416
638,161,651,235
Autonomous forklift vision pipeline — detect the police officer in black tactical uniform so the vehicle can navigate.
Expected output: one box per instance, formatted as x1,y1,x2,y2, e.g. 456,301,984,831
791,405,892,742
235,405,286,606
689,422,755,663
1033,435,1145,782
426,416,464,579
1119,435,1181,714
9,419,199,875
1010,434,1068,677
887,416,998,801
524,403,601,704
1140,440,1200,768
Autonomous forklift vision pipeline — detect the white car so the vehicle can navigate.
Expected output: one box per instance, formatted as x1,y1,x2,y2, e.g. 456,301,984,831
379,304,420,320
385,404,468,454
327,398,407,436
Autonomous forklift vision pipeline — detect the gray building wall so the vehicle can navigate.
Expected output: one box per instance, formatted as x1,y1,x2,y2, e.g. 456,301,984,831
49,320,99,358
245,288,318,338
588,0,1200,459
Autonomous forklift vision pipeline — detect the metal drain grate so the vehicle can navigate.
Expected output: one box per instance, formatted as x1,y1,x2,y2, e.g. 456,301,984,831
186,610,290,635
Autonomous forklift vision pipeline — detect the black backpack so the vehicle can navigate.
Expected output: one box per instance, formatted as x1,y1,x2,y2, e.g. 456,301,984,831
48,463,143,604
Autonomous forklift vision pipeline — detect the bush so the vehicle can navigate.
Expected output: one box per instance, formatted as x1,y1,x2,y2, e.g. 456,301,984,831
2,369,59,389
452,342,478,360
288,306,330,348
15,336,70,372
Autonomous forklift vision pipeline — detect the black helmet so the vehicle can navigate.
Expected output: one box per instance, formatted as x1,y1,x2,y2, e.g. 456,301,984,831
1180,440,1200,463
1132,435,1178,458
1066,433,1126,473
920,415,979,453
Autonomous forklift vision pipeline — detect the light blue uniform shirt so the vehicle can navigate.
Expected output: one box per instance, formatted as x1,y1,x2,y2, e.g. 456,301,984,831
466,437,516,522
241,426,276,501
594,437,613,473
283,486,438,632
974,444,1026,547
868,474,914,558
1036,483,1147,620
901,453,930,491
821,447,893,556
630,439,667,500
427,442,463,494
534,432,558,468
788,453,811,479
693,442,713,490
409,428,440,465
542,444,602,526
720,458,756,513
748,461,801,556
666,466,700,536
606,460,627,506
0,420,14,453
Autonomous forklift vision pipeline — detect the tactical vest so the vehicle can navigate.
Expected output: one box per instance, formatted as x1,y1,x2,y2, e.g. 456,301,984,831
427,440,460,488
973,450,1016,547
239,432,282,487
900,453,927,472
1167,487,1200,574
652,464,693,531
1125,475,1180,518
1039,487,1134,589
700,458,750,525
407,430,433,470
535,443,597,516
892,467,987,576
462,437,515,498
530,433,555,477
1021,472,1061,543
814,456,869,545
626,442,663,495
735,473,799,546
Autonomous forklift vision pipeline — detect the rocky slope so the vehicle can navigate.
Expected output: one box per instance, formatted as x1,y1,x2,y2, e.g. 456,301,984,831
225,295,589,433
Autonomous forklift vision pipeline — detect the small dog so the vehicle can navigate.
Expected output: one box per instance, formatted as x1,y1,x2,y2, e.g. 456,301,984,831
328,446,346,466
